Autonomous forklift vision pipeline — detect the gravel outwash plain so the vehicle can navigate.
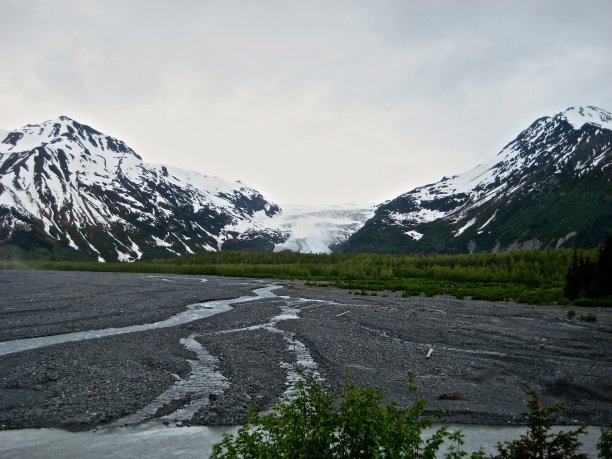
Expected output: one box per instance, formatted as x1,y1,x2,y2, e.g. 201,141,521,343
0,270,610,430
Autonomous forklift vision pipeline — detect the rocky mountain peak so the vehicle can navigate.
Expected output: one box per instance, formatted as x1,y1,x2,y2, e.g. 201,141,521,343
0,116,142,160
556,106,612,131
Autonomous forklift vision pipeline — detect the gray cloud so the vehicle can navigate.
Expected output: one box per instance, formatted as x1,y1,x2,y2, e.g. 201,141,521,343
1,0,611,205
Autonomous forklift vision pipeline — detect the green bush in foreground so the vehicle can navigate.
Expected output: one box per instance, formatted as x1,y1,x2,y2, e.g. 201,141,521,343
211,375,484,459
598,426,612,459
211,377,603,459
494,385,587,459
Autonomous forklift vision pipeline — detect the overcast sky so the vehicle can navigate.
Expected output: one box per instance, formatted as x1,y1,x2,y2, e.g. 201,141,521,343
1,0,611,205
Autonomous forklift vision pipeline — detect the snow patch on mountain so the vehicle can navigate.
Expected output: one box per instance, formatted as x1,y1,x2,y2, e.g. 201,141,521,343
477,210,498,234
405,230,423,241
454,217,477,237
559,106,612,131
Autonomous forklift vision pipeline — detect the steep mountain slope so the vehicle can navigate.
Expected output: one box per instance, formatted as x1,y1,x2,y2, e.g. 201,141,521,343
0,116,282,261
341,106,612,253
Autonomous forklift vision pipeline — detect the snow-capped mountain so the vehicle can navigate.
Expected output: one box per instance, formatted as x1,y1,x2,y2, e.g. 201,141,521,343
0,116,282,261
341,106,612,253
3,107,610,260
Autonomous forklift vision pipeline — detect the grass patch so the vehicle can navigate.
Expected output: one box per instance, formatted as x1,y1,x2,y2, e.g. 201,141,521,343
579,313,598,322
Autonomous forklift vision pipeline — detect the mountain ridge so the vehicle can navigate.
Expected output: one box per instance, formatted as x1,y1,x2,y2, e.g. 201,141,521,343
1,106,610,260
0,116,282,261
340,106,612,253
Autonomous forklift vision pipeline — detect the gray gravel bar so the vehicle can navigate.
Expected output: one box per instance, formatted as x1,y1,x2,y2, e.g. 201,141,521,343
0,270,610,431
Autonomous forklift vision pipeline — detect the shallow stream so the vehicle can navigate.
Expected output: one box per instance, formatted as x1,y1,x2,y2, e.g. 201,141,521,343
0,423,602,458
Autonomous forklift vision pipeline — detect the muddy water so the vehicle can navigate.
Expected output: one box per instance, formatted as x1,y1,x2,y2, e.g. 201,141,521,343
0,424,602,458
0,285,281,356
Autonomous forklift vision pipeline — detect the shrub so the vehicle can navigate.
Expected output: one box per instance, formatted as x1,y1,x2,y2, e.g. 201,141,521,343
211,375,485,458
494,385,587,459
573,297,612,307
211,377,608,459
579,313,597,322
598,425,611,459
567,309,576,319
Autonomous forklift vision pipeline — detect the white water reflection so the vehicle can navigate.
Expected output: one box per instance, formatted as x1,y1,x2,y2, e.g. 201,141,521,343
0,285,281,356
144,276,208,283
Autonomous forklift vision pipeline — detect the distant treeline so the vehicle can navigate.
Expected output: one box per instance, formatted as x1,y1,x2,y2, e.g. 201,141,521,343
4,247,607,306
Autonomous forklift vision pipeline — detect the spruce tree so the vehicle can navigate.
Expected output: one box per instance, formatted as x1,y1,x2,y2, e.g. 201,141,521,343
564,235,612,301
591,235,612,298
578,255,594,298
564,250,581,300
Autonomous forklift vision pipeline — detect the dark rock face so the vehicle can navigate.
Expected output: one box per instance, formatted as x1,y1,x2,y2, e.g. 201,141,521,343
1,132,23,146
0,117,282,261
341,106,612,253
